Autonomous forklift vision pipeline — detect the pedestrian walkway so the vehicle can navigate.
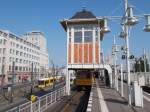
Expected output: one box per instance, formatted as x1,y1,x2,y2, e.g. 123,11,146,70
87,79,135,112
118,80,150,112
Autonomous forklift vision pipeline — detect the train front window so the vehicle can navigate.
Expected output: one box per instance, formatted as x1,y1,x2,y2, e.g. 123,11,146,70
45,80,49,85
38,81,44,85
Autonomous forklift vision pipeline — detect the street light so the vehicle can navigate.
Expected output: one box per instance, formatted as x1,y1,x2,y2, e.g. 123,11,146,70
125,6,138,26
101,18,111,33
143,14,150,32
122,0,150,105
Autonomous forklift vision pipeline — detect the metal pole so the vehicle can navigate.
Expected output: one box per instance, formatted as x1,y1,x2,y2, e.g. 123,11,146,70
124,0,131,105
11,61,15,103
51,61,55,90
1,61,4,93
121,64,124,97
113,36,118,91
31,63,33,94
143,48,147,73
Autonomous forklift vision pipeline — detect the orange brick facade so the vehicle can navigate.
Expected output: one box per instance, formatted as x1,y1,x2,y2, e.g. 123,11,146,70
68,42,99,64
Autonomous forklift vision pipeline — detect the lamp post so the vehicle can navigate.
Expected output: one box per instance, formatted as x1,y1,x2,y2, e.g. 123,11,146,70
50,60,55,90
30,63,33,94
119,0,150,105
98,0,150,106
112,36,119,91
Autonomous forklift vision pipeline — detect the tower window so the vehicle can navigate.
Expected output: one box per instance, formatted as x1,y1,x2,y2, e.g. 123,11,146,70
74,31,82,43
84,31,92,42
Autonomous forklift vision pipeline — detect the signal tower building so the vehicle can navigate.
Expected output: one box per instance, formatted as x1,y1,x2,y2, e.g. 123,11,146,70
60,9,111,95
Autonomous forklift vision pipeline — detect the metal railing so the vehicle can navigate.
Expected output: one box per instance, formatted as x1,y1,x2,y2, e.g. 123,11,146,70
119,72,150,86
6,86,66,112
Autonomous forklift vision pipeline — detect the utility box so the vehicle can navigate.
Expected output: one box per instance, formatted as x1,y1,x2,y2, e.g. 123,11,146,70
133,81,143,107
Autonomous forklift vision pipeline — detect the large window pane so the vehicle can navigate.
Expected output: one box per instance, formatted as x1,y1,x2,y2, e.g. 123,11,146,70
74,32,82,43
84,31,92,42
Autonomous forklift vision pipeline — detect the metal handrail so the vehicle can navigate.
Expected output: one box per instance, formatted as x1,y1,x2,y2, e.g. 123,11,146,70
6,86,66,112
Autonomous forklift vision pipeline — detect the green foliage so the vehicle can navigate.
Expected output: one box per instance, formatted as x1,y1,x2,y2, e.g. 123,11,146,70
134,57,149,72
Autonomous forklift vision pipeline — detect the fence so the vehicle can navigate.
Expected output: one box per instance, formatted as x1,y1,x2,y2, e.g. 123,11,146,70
118,72,150,86
6,86,66,112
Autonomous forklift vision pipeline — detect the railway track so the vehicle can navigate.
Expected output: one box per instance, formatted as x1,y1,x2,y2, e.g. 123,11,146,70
47,86,91,112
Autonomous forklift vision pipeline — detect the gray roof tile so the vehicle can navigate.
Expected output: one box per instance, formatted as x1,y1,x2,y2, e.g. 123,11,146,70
70,9,96,19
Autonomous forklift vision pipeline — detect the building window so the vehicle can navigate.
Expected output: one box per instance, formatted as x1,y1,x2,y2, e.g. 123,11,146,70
16,50,19,55
16,44,19,48
2,57,5,63
15,66,18,71
19,67,22,71
74,31,82,43
20,52,23,56
20,45,23,49
3,48,6,54
3,39,6,45
84,31,93,42
95,29,99,42
10,49,12,54
9,66,11,71
10,42,13,46
13,49,15,54
23,67,25,71
69,38,71,42
13,42,15,47
20,59,22,63
0,39,2,44
9,57,12,62
95,29,98,37
16,58,18,63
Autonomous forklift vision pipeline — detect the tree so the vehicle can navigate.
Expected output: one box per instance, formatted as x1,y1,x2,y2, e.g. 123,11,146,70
134,57,149,72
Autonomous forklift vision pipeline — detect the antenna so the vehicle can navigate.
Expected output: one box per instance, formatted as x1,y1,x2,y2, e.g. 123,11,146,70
82,0,87,11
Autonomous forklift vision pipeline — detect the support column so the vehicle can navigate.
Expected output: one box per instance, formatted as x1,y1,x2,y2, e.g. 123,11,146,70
66,68,70,95
71,27,74,64
93,27,96,64
66,26,70,95
82,27,84,64
98,27,101,64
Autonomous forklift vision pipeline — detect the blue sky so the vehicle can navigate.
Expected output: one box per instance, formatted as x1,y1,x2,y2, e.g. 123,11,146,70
0,0,150,66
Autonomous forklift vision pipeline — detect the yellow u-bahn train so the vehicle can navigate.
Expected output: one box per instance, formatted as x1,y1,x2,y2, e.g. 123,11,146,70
37,76,64,89
38,77,55,89
30,76,64,102
74,70,93,89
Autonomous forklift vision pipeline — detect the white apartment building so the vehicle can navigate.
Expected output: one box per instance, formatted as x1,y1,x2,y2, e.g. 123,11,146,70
23,31,49,76
0,30,49,84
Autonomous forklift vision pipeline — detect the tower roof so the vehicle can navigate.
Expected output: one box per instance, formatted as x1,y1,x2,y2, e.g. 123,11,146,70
60,9,105,40
70,9,96,19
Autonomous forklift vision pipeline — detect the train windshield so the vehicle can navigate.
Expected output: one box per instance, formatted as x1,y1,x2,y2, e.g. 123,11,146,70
38,80,44,85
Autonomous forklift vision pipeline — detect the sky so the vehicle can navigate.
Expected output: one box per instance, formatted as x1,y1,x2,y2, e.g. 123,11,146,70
0,0,150,67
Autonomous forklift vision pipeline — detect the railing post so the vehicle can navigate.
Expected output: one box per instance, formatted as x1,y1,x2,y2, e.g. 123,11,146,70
50,93,52,104
58,89,60,100
46,95,48,109
55,91,57,102
121,64,124,97
38,98,40,112
30,101,33,112
18,106,20,112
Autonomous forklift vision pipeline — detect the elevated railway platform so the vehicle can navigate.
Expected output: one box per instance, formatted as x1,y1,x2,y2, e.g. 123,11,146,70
87,79,138,112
